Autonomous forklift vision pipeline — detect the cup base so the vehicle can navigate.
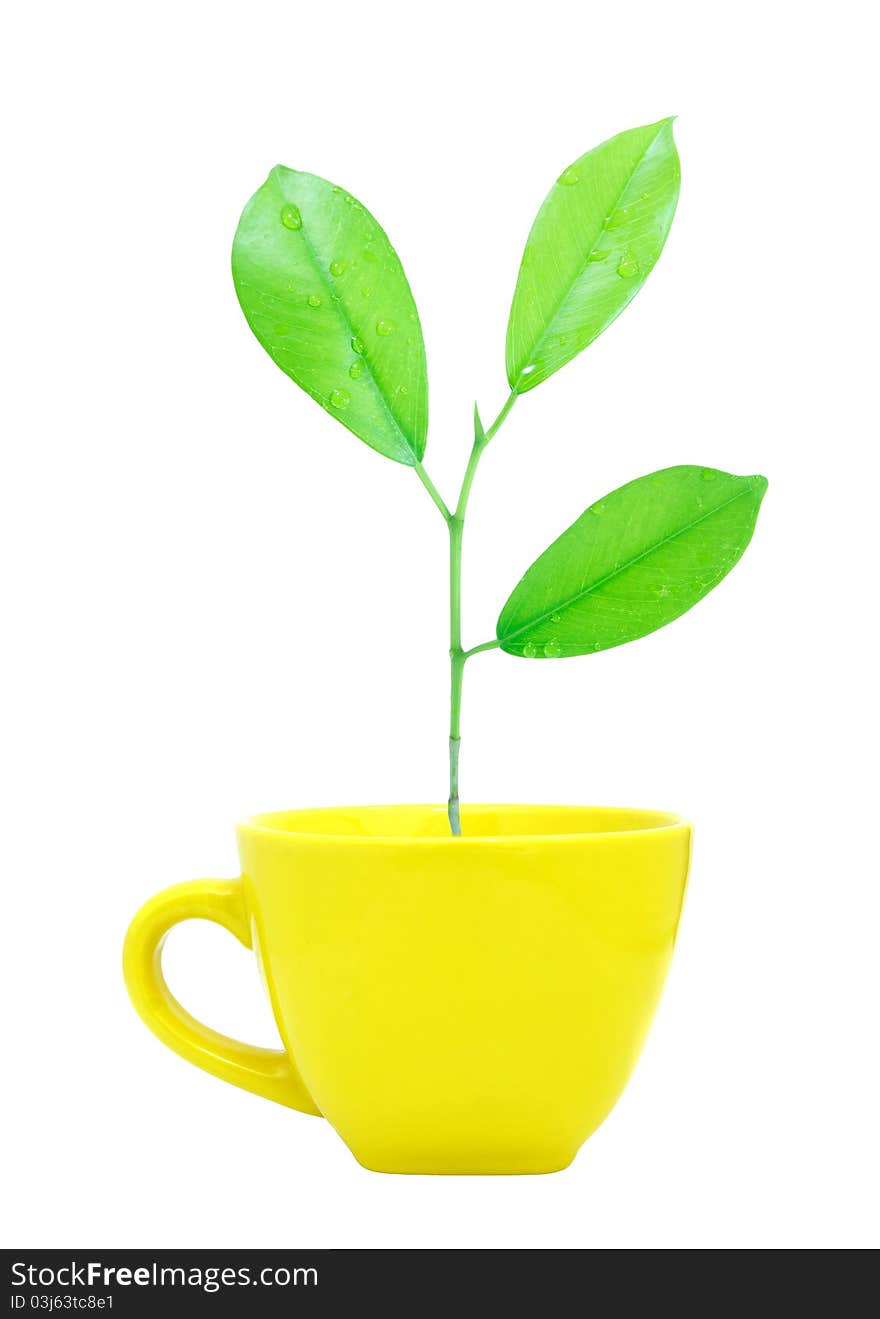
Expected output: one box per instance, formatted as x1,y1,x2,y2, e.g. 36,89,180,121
351,1149,578,1176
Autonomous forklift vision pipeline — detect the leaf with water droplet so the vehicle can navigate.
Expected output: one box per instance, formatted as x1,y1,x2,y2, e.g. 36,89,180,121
232,165,428,465
506,119,680,393
497,466,767,657
616,250,640,278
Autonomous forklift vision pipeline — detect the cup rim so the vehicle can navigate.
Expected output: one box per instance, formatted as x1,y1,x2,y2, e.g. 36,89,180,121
238,803,691,844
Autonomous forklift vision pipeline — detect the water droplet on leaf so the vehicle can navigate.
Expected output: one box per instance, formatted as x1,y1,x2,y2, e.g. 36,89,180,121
376,319,395,336
349,361,364,379
617,250,640,278
307,294,321,308
329,260,344,277
587,249,611,263
329,388,350,409
701,468,718,480
557,168,579,186
544,639,562,658
550,613,562,624
351,337,365,354
280,204,302,230
522,641,537,658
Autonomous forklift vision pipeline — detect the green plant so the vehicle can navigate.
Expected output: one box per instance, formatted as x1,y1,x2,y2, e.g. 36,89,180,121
232,118,767,835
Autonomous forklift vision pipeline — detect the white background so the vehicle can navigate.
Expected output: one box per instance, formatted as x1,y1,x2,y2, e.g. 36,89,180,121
3,0,878,1250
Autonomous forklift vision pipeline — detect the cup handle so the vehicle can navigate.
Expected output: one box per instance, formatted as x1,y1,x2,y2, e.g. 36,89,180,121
122,878,321,1115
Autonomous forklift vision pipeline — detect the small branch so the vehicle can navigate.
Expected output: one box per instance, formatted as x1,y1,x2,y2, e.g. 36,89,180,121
462,638,502,660
453,393,517,525
484,390,517,443
413,459,452,522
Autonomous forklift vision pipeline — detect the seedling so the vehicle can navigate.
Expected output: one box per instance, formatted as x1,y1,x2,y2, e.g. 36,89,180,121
232,118,767,835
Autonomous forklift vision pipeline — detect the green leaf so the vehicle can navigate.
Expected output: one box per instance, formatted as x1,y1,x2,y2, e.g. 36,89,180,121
506,118,680,394
232,166,428,466
497,466,767,657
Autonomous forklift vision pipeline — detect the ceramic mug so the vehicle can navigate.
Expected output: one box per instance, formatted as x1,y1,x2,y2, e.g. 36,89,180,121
123,804,691,1174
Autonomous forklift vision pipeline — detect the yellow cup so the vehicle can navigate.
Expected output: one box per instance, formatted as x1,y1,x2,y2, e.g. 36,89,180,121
123,804,691,1174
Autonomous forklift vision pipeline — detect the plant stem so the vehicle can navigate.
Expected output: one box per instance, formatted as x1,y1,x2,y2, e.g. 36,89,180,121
445,391,517,836
448,651,465,835
412,393,517,835
447,507,465,834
